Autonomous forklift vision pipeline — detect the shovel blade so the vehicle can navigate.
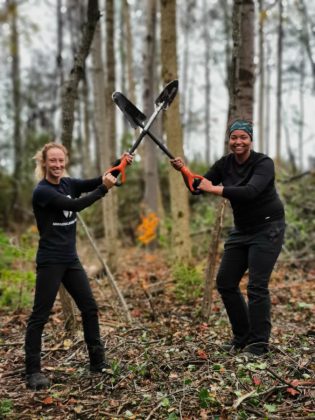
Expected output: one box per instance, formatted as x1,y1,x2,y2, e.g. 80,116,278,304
154,79,178,109
112,92,147,129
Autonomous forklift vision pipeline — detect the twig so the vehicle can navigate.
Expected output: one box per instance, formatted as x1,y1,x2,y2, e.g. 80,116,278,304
78,213,133,324
266,367,301,392
233,389,256,409
145,401,163,420
0,341,24,346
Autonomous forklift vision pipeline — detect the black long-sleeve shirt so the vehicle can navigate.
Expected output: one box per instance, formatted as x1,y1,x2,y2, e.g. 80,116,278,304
203,151,284,229
33,177,107,264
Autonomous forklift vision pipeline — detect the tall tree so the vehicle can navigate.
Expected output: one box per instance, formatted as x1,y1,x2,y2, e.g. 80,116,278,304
203,0,212,164
228,0,255,121
143,0,159,223
61,0,100,154
160,0,191,260
8,0,22,218
275,0,283,163
122,0,137,106
298,0,315,92
258,0,266,153
104,0,119,269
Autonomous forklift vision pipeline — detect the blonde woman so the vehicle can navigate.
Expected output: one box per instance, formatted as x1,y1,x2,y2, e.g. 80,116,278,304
25,142,132,390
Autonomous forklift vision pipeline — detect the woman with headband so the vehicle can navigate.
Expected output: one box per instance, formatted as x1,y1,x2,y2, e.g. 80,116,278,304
171,119,285,358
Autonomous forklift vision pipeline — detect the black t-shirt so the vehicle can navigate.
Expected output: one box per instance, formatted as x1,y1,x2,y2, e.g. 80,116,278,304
203,150,284,229
33,177,107,265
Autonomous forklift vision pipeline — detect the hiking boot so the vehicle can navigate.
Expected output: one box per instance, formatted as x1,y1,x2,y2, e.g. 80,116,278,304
90,360,110,373
241,343,269,361
88,343,109,373
221,341,244,354
26,372,50,390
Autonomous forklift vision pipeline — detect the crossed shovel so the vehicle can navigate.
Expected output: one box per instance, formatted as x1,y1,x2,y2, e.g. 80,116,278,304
107,80,203,195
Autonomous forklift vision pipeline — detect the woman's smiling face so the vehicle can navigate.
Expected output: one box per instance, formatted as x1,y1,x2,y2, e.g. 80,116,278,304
229,129,252,161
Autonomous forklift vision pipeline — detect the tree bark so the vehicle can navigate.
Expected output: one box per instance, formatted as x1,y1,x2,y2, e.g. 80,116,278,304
104,0,119,270
8,0,22,219
143,0,159,232
258,0,265,153
160,0,191,260
203,0,211,165
61,0,100,154
275,0,283,164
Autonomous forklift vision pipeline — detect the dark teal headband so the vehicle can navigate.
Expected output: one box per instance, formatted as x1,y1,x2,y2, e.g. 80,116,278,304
229,120,253,139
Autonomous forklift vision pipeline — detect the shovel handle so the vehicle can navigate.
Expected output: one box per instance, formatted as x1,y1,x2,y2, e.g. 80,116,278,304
106,156,129,186
180,166,204,195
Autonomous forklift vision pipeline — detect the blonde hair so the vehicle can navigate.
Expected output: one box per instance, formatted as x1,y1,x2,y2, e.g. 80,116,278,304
33,142,69,180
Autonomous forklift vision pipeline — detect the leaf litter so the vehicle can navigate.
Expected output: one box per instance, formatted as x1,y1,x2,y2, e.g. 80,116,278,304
0,247,314,419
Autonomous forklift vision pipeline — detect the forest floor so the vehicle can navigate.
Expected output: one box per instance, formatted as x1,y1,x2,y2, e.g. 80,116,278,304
0,246,314,420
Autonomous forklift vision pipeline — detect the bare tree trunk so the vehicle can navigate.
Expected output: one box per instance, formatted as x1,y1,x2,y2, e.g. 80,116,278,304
160,0,191,261
8,0,22,219
180,0,196,139
203,0,211,164
275,0,283,164
265,40,271,156
104,0,119,270
298,0,315,93
61,0,100,154
201,200,227,319
81,76,93,178
123,0,137,106
238,0,255,119
120,0,141,148
143,0,159,233
226,0,241,148
258,0,265,153
299,48,305,171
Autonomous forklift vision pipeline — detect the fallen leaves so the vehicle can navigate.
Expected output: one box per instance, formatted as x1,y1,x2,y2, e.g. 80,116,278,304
0,249,314,419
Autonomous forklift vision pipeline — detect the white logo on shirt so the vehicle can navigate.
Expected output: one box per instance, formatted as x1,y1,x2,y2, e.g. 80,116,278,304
63,195,73,219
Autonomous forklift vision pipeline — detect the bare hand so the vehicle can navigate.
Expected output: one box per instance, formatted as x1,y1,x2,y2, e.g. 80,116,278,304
103,173,117,190
197,178,214,192
121,152,134,165
170,157,184,171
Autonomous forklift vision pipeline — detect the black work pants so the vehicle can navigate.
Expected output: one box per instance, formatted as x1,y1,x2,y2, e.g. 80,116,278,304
216,219,285,353
25,261,102,374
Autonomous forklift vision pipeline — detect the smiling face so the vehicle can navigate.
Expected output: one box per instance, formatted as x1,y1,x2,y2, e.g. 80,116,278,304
229,129,252,162
44,147,66,184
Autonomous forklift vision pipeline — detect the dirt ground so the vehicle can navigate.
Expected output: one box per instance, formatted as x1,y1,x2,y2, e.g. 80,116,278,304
0,248,314,419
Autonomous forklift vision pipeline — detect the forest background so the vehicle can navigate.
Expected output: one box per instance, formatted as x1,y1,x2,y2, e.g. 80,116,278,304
0,0,314,419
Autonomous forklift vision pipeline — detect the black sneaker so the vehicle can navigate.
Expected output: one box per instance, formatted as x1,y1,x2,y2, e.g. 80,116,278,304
89,361,110,373
221,341,244,354
26,372,50,390
241,343,269,361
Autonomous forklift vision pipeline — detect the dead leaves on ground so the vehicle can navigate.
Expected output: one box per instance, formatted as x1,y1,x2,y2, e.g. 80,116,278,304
0,248,314,419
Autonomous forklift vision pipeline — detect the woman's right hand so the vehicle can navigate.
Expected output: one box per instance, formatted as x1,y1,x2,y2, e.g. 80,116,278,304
170,157,185,171
103,173,117,190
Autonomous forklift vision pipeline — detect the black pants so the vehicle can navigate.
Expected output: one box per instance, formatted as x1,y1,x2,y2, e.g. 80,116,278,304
216,219,285,353
25,261,102,374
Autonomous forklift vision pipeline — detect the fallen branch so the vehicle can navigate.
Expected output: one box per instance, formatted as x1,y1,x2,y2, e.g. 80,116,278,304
266,367,301,392
78,213,133,325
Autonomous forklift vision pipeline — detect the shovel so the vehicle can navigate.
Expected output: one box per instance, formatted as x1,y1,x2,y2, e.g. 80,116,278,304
112,90,204,194
108,80,178,185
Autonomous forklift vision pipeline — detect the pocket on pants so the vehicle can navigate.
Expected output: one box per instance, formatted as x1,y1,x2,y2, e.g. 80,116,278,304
267,223,285,244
